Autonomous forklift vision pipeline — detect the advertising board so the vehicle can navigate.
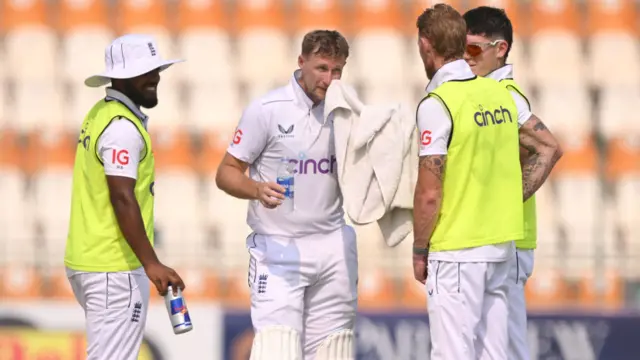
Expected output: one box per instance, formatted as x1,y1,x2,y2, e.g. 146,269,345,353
4,301,638,359
223,310,640,360
0,301,221,360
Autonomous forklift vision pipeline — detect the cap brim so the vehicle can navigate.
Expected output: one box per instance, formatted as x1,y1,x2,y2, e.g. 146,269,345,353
84,58,185,88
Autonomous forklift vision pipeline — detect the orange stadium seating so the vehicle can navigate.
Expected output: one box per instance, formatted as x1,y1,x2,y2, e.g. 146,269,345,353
0,0,637,311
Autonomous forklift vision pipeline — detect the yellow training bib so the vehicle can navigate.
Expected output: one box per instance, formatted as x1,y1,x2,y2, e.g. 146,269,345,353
65,98,155,272
423,76,524,252
500,78,537,250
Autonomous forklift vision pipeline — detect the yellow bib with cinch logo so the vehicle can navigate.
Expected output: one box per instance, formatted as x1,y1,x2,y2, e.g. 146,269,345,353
422,76,524,252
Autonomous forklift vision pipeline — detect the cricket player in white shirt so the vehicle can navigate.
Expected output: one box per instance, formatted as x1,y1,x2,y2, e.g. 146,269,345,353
463,6,563,360
216,30,356,360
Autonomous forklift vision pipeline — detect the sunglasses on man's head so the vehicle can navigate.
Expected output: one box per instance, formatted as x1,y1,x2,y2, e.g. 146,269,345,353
466,39,504,57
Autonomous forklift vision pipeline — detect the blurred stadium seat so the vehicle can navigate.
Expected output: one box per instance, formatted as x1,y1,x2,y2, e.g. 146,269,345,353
29,131,75,269
598,86,640,140
532,183,561,264
351,0,405,88
358,270,396,309
152,130,206,262
552,136,602,278
223,272,252,308
58,0,114,84
0,0,635,316
536,85,592,139
117,0,173,55
197,131,251,274
0,131,36,267
0,266,42,299
207,183,252,270
0,76,6,129
68,86,105,131
526,268,572,308
291,0,344,48
2,0,58,82
234,0,291,100
605,136,640,278
586,0,640,87
173,267,220,300
11,81,66,133
529,0,585,86
176,0,236,87
188,83,243,134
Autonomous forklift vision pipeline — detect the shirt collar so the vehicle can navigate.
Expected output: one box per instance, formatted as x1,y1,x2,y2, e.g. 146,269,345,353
486,64,514,82
291,69,316,111
425,59,476,93
105,87,149,125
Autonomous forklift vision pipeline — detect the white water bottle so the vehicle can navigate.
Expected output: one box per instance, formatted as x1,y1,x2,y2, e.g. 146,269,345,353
276,157,295,213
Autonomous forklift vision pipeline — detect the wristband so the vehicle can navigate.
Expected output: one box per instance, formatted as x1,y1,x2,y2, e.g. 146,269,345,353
413,247,429,256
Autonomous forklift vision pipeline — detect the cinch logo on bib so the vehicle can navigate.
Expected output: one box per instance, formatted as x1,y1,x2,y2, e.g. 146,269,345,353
474,105,513,127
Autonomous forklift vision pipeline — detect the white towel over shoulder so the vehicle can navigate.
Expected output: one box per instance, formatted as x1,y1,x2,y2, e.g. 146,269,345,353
324,80,419,247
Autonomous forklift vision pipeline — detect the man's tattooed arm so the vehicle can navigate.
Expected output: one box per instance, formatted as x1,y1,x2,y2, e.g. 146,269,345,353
413,155,446,249
518,115,563,201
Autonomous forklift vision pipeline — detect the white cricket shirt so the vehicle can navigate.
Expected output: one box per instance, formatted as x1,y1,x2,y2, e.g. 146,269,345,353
417,60,516,262
227,70,345,238
97,88,149,180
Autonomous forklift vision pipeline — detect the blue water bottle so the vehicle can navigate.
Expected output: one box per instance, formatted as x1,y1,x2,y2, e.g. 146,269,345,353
276,157,295,213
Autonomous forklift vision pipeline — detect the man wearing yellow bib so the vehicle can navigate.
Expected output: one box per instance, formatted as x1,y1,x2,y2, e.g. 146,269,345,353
65,34,186,360
463,7,563,360
412,5,523,359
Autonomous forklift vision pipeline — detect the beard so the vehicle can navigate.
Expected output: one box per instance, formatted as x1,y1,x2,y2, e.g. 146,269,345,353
122,80,158,109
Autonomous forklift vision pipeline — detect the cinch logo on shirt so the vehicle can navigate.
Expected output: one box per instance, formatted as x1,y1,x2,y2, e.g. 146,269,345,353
288,155,336,175
474,105,513,127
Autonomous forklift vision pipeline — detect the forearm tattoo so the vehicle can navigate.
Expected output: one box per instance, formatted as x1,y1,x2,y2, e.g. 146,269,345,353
419,155,446,181
522,153,543,200
414,155,446,247
520,118,561,201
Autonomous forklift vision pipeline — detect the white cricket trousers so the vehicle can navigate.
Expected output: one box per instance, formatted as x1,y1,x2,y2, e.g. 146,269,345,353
67,267,151,360
426,259,510,360
507,249,534,360
247,225,358,360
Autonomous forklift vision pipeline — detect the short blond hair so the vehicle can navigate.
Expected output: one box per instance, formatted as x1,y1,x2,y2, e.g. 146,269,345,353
416,3,467,60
